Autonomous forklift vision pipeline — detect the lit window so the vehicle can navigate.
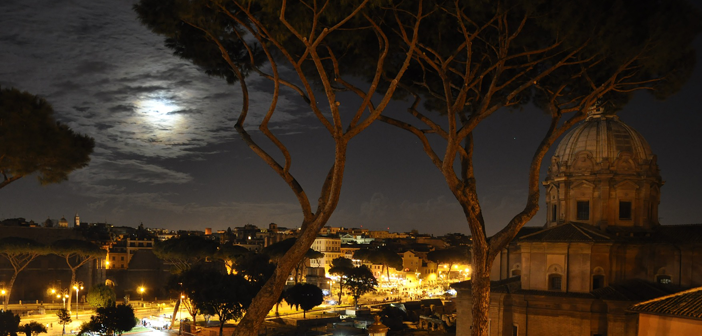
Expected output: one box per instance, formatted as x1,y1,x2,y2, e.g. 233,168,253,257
619,201,632,220
577,201,590,220
657,275,672,285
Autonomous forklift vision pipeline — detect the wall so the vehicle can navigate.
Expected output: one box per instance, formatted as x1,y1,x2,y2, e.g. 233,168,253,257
637,314,702,336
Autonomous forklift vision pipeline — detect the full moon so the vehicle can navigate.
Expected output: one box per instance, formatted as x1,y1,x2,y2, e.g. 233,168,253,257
134,95,185,143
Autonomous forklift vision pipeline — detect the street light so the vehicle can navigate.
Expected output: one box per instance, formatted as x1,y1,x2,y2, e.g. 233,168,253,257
72,282,83,319
56,289,69,309
139,286,145,301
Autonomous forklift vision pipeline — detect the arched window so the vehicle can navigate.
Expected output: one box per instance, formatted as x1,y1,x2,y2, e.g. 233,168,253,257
656,268,672,285
548,274,562,290
592,267,606,290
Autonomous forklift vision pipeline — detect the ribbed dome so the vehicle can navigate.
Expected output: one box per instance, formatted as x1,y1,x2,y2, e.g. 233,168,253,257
554,114,654,164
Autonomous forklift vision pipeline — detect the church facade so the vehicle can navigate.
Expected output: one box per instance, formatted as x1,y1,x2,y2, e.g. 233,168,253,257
454,110,702,336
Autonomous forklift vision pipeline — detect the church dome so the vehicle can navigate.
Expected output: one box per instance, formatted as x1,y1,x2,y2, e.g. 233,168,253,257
544,109,662,230
554,113,654,165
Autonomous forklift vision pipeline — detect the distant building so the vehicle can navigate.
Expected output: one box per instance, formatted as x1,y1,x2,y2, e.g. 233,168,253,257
309,236,342,274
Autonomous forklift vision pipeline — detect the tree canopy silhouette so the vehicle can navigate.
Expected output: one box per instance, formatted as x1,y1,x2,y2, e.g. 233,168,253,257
0,237,47,311
0,87,94,190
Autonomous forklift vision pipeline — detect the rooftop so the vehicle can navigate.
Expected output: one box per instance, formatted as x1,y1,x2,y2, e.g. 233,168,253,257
629,286,702,320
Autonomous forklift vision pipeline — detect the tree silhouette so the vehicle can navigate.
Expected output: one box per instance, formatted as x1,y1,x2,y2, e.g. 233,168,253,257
215,243,249,274
0,311,19,336
20,322,46,336
79,303,136,336
284,283,323,319
133,1,421,334
328,257,354,304
344,265,377,309
86,284,116,309
353,248,402,279
0,87,94,190
0,237,47,311
153,234,219,328
185,269,253,336
56,309,71,336
153,235,219,273
50,240,105,312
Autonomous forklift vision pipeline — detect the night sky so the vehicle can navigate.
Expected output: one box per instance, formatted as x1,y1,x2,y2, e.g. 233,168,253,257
1,0,701,235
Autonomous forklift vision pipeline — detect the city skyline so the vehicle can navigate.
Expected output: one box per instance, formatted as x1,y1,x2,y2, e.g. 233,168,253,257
2,0,702,235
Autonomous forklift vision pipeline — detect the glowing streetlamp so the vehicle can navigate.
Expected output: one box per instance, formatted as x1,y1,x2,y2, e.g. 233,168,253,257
56,289,69,309
139,286,145,301
72,282,83,319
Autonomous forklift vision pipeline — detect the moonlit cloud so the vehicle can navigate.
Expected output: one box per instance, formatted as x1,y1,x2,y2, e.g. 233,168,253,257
0,0,310,217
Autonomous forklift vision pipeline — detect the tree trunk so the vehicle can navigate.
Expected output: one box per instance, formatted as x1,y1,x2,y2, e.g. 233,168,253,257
170,299,180,330
219,320,224,336
4,273,15,311
67,263,77,313
470,255,491,336
233,215,337,336
337,280,343,304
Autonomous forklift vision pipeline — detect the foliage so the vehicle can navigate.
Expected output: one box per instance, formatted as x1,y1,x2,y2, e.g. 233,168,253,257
233,253,275,288
344,266,377,309
328,257,354,303
353,248,402,278
441,234,472,247
20,322,46,336
50,239,106,310
0,87,94,190
50,239,104,257
153,235,219,272
166,264,221,324
215,243,249,274
56,309,71,326
0,311,19,336
0,237,47,310
180,267,253,336
79,303,136,336
86,284,116,308
284,284,323,318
